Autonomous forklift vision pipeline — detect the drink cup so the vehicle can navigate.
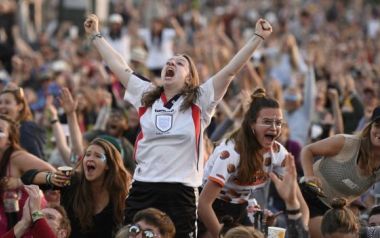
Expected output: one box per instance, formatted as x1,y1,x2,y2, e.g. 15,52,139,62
57,166,73,186
58,166,73,176
267,226,286,238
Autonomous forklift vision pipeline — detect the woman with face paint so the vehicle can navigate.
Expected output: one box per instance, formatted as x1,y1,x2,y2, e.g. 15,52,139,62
198,88,309,238
0,115,54,234
84,14,272,237
300,106,380,238
26,138,130,238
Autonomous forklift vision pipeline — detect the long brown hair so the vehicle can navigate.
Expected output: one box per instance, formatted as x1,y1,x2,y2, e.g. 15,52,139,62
229,88,280,184
0,88,33,122
321,198,359,236
142,54,200,111
0,115,22,179
358,121,378,175
73,138,129,233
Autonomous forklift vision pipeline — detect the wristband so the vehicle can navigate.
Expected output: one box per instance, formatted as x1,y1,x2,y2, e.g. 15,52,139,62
31,210,44,223
286,208,301,215
89,33,103,42
254,33,265,40
46,172,52,186
50,119,58,125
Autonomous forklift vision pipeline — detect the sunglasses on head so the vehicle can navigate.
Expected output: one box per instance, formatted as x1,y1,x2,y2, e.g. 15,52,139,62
2,88,25,101
127,224,159,238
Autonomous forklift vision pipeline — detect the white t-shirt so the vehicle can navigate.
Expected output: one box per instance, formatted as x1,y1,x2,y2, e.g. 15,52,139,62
203,139,288,204
124,74,218,187
138,28,176,69
104,31,131,63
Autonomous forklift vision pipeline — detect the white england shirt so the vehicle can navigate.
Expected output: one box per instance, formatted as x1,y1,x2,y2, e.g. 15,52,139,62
124,74,218,187
203,139,288,204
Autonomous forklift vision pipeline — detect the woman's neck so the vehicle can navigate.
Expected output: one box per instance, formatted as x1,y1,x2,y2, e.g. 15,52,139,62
90,178,105,193
164,88,181,101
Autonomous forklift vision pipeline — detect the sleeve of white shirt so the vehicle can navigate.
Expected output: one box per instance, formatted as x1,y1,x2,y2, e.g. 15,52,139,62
123,73,152,108
207,143,236,187
198,78,220,126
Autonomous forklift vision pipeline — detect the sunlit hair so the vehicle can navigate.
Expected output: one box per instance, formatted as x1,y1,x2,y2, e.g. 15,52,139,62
48,204,72,237
223,225,264,238
0,88,33,121
228,88,280,184
142,54,200,111
358,120,379,175
73,138,130,233
321,198,359,236
133,208,176,238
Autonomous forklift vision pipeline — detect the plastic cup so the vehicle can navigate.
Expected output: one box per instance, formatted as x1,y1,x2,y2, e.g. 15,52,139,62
267,226,286,238
57,166,73,186
57,166,73,176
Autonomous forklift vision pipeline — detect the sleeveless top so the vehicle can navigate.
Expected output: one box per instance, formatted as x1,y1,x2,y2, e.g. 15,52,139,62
314,134,380,206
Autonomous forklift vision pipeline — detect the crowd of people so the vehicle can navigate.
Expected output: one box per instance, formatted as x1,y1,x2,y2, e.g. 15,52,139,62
1,0,380,237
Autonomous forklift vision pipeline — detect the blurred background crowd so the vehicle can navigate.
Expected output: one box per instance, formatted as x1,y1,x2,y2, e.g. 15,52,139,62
1,0,380,236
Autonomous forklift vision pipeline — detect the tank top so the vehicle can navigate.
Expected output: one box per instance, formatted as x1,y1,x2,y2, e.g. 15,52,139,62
314,134,380,206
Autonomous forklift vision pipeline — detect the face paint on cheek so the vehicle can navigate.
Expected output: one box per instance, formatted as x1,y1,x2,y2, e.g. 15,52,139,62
0,132,7,138
99,154,107,162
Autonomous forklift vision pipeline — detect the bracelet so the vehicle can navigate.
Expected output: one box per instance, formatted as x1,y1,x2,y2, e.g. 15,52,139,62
89,33,103,42
50,119,58,125
254,33,265,40
46,172,52,186
287,213,302,220
31,210,44,223
286,208,301,215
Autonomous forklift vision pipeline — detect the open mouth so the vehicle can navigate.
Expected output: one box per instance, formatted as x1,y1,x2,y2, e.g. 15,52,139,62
0,109,9,115
264,134,276,142
165,68,175,77
108,124,118,130
86,162,96,173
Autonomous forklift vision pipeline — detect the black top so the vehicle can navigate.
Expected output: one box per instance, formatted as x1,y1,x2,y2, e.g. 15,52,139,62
60,176,118,238
20,120,46,159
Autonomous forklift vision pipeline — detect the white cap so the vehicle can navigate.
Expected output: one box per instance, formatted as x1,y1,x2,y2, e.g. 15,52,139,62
109,14,123,24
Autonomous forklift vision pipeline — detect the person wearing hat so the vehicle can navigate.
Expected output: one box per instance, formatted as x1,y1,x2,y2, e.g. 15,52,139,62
300,106,380,238
104,13,131,63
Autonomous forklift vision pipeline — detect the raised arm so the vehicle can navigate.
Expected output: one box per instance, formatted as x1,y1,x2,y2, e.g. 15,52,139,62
45,95,71,164
211,19,272,100
269,154,310,237
84,14,132,88
327,88,344,134
59,88,83,158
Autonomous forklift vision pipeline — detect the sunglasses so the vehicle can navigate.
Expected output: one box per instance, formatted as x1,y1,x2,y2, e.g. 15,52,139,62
127,224,159,238
256,118,285,129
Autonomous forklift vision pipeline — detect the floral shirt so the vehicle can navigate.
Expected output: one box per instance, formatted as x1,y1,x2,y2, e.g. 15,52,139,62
203,139,288,204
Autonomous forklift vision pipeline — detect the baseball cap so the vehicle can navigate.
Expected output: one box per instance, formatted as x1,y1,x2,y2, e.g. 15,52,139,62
371,106,380,123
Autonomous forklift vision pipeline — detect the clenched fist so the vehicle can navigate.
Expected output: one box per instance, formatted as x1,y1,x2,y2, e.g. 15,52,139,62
84,14,100,35
255,18,273,40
